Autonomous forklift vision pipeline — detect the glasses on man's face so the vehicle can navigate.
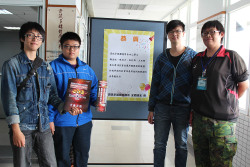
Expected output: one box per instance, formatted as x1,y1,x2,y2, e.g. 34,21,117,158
63,45,80,50
168,30,183,35
201,30,220,37
25,33,43,41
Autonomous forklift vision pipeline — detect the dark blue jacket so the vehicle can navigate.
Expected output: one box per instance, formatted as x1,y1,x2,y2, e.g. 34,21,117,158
1,51,62,132
49,54,98,127
148,47,197,111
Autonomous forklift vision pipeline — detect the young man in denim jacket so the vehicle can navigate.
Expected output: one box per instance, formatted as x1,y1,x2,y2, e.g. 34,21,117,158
1,22,64,167
148,20,197,167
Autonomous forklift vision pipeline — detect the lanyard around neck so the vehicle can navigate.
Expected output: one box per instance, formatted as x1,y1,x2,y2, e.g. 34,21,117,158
201,45,222,72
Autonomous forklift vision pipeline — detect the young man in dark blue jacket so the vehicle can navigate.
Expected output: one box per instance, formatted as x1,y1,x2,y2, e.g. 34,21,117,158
1,22,64,167
49,32,98,167
148,20,197,167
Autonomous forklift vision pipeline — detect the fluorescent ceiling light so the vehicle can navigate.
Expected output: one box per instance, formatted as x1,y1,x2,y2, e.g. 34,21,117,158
0,9,13,14
4,27,20,30
118,4,147,10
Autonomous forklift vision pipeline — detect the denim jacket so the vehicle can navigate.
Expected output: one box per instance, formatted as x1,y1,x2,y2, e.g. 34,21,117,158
1,51,63,132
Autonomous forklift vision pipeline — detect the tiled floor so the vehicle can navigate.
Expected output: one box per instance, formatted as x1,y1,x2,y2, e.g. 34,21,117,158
0,119,196,167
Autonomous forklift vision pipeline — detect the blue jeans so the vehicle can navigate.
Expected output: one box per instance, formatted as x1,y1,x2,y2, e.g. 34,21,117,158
53,121,92,167
9,129,57,167
154,104,190,167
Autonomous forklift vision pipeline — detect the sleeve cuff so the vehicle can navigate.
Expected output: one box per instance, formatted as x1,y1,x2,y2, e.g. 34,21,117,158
237,71,249,83
148,106,155,112
57,102,66,115
6,115,20,125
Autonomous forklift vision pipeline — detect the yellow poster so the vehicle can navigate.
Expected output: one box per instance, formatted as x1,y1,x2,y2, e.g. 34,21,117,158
103,29,154,101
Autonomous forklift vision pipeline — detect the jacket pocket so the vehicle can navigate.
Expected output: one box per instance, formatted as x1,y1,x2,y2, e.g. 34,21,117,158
17,82,33,102
17,102,36,124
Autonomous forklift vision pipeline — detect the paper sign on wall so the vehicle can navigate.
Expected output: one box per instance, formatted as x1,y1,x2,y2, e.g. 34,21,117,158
103,29,154,101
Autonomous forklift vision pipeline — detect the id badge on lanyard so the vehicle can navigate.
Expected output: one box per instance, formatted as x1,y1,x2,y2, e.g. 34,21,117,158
197,69,207,90
197,77,207,90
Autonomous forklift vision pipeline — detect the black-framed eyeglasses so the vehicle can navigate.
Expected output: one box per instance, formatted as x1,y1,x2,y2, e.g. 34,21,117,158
168,30,183,35
201,30,220,37
25,33,43,41
63,45,80,50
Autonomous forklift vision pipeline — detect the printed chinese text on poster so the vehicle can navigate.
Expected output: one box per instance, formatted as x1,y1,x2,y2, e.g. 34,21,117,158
103,29,154,101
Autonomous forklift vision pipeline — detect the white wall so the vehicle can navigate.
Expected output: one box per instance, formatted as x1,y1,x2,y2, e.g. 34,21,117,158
198,0,226,21
196,0,227,52
79,0,89,63
48,0,81,14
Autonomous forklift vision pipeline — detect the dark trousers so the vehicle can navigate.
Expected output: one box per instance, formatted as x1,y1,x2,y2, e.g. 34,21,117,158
9,129,57,167
154,104,190,167
53,121,92,167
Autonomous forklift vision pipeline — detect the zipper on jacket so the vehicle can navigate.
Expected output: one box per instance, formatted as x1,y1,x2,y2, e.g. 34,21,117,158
36,72,41,131
75,67,79,127
170,51,185,105
170,66,176,105
35,70,40,101
30,61,41,130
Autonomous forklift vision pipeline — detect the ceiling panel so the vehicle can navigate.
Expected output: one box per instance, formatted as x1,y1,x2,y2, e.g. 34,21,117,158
0,6,38,31
145,5,174,12
0,0,187,31
88,0,187,21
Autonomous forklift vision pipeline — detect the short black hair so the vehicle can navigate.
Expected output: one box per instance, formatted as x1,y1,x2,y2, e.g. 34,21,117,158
60,32,81,47
19,22,45,50
201,20,225,42
166,20,185,34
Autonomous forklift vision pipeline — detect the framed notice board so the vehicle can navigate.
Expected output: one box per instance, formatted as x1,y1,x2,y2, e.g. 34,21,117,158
88,17,167,120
